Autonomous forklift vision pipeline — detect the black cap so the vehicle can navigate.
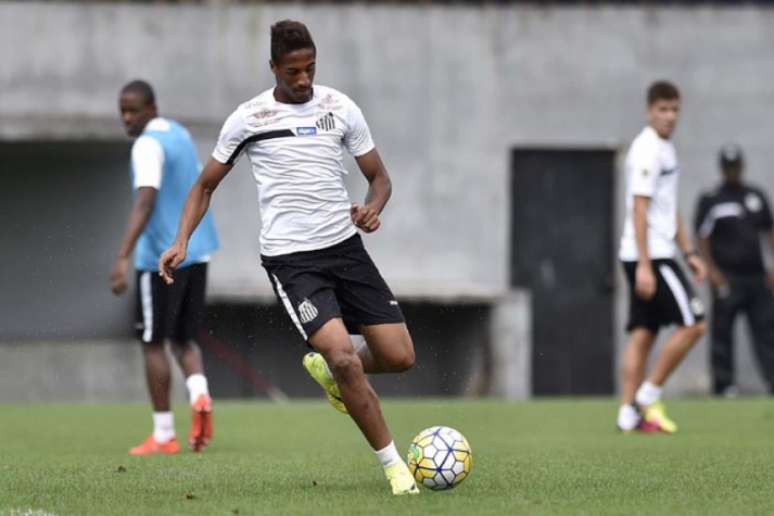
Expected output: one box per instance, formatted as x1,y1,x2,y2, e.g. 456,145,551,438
719,144,744,169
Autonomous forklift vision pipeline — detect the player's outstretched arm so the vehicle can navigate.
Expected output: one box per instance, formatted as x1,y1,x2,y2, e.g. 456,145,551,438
352,149,391,233
111,187,157,296
159,158,232,284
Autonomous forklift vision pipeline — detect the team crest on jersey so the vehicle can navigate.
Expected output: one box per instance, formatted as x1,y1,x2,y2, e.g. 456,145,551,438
641,169,650,177
297,127,317,136
745,193,762,213
315,112,336,131
298,298,319,324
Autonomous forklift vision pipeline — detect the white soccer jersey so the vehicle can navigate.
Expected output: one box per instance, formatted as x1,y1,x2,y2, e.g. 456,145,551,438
619,126,680,261
212,85,375,256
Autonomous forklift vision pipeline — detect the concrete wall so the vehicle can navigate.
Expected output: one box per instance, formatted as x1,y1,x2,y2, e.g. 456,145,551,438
2,2,774,394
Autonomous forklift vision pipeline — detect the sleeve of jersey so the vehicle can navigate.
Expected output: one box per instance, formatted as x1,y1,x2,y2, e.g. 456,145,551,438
759,190,774,229
343,102,375,157
628,141,660,197
693,195,711,236
212,109,250,165
132,136,164,190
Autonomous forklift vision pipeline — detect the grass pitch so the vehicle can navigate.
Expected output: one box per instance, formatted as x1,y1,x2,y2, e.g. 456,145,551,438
1,399,774,515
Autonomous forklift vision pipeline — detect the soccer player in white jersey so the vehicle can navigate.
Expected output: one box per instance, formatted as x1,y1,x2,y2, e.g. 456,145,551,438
158,21,419,495
111,80,219,454
617,81,707,434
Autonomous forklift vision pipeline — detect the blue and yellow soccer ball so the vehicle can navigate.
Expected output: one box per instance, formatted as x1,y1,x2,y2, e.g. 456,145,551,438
406,426,472,490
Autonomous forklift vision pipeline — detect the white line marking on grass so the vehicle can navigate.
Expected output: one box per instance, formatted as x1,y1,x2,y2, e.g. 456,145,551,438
3,509,59,516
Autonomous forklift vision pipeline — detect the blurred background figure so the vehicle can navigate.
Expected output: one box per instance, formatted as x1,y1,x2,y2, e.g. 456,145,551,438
694,145,774,397
112,80,219,454
616,81,706,434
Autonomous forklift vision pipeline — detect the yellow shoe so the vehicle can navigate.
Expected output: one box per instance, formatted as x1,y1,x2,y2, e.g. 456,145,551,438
385,461,420,496
643,400,678,434
302,352,347,414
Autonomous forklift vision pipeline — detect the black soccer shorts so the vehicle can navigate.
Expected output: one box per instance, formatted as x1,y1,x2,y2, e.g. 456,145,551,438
622,258,705,332
134,262,208,343
261,234,405,341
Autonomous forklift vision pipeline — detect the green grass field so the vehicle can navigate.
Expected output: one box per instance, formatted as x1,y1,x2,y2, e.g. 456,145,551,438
2,399,774,516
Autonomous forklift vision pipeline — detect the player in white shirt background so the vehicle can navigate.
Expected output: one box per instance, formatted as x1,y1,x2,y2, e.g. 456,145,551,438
158,20,419,495
617,81,707,434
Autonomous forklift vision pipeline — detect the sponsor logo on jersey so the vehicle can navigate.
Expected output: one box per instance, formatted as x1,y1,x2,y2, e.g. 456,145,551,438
297,127,317,136
660,167,678,176
298,298,319,324
315,112,336,131
319,93,342,110
250,108,278,120
389,300,399,306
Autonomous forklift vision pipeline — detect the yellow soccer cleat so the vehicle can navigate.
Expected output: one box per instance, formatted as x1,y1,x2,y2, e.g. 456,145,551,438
302,352,347,414
643,400,678,434
385,461,420,496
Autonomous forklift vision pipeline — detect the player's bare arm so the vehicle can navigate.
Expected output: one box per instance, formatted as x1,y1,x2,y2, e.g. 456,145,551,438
158,159,232,284
633,194,656,300
110,187,157,295
676,213,706,282
351,148,391,233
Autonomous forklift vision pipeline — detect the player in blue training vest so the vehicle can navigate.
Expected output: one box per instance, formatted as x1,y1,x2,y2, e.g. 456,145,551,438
110,80,218,455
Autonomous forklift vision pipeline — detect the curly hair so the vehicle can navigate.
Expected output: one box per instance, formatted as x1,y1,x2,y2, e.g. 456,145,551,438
271,20,316,64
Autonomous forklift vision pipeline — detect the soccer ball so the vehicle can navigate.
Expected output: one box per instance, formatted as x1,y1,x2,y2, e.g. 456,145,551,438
406,426,472,490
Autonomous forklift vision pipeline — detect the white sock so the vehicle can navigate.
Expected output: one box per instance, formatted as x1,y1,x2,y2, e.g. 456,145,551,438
152,412,175,443
635,381,663,407
374,441,402,468
617,404,640,431
185,374,209,405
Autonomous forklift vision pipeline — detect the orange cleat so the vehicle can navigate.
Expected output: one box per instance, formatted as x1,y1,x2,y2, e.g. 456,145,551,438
129,435,180,456
189,394,213,452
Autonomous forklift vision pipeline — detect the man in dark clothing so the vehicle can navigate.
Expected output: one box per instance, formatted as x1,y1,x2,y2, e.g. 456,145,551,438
694,144,774,395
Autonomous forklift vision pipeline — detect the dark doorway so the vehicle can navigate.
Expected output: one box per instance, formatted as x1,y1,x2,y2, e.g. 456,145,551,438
510,149,615,395
0,141,132,340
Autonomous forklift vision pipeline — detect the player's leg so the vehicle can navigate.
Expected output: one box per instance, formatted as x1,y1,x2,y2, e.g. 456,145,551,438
310,318,390,448
331,235,412,374
744,278,774,394
646,322,705,387
709,281,741,396
309,318,418,495
357,322,415,374
620,328,657,405
617,261,658,432
130,271,179,455
637,260,705,433
168,263,213,451
144,341,172,412
618,327,657,431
